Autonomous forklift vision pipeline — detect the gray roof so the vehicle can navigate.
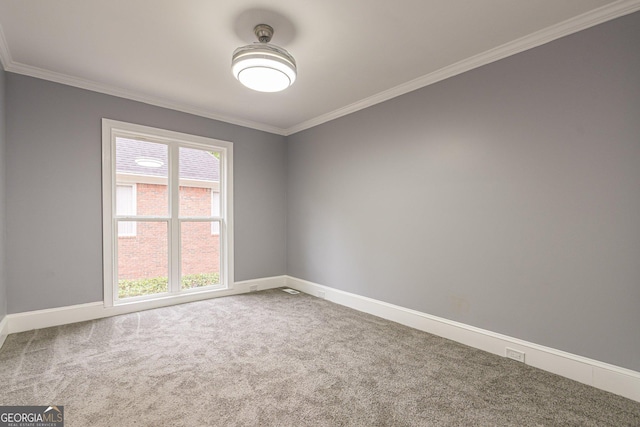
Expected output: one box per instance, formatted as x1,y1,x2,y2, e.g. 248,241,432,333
116,137,219,181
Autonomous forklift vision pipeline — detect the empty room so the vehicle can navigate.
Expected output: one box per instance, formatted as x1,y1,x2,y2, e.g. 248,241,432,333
0,1,639,425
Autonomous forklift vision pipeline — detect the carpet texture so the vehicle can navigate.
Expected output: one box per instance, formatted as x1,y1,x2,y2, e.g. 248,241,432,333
1,289,639,426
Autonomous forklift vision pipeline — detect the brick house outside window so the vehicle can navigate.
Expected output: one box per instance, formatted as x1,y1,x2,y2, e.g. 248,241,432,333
115,138,220,281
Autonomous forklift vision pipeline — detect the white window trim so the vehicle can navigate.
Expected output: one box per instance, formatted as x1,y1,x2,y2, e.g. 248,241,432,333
102,119,234,308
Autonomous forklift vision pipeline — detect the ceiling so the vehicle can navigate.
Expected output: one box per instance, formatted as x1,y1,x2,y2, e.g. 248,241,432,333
0,0,638,135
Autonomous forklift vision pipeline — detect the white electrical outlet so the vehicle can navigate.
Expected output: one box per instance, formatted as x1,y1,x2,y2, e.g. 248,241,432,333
318,291,326,299
506,348,526,363
249,284,258,292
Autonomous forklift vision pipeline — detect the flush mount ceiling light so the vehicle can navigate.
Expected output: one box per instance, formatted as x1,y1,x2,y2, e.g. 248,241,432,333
232,24,297,93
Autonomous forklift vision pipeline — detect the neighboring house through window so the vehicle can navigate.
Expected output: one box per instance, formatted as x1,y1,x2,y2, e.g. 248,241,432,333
102,119,234,307
116,184,136,236
211,191,220,235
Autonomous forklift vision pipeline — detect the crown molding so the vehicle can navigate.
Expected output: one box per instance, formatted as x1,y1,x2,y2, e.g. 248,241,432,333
284,0,640,135
2,1,640,137
5,61,287,135
0,23,287,136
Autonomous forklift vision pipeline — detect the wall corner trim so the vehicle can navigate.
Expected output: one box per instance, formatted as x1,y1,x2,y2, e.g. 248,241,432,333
0,315,8,349
283,0,640,135
285,276,640,403
0,24,11,70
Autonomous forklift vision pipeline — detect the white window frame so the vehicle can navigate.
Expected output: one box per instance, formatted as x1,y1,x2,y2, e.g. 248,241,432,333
102,119,234,308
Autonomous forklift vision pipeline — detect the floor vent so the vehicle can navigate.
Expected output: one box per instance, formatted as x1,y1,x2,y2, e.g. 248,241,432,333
281,288,300,295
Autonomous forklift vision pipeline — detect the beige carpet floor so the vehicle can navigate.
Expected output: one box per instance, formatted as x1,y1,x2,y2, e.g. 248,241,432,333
1,289,639,426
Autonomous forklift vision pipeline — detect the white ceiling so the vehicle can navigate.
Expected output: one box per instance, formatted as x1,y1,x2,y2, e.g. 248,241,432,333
1,0,638,135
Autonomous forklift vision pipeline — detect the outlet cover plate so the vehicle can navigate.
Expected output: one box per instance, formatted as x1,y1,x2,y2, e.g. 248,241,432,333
506,347,526,363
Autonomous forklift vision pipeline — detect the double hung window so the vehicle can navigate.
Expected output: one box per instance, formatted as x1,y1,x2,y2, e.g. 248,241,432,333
102,119,233,306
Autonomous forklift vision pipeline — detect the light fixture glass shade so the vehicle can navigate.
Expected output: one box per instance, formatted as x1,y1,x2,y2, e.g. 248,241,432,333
232,43,296,92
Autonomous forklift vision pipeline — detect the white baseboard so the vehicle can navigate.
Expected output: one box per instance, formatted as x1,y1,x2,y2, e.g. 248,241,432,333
0,314,8,349
235,275,288,293
4,276,287,336
3,275,637,403
286,276,640,403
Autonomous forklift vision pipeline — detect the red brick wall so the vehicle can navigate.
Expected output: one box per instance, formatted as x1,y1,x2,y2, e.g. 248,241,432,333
138,182,168,216
179,186,220,277
117,183,220,280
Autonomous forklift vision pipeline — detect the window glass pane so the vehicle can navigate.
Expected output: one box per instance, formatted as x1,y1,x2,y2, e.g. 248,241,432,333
116,185,135,214
116,185,137,236
181,221,221,290
117,221,169,299
179,147,219,217
116,137,168,216
117,220,137,237
211,192,220,235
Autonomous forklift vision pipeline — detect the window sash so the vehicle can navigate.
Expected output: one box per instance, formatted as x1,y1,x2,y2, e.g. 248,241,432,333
102,119,234,308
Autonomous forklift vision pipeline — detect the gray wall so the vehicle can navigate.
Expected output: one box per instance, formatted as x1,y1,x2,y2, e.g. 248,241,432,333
6,74,287,313
0,66,6,321
287,12,640,371
3,11,639,373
